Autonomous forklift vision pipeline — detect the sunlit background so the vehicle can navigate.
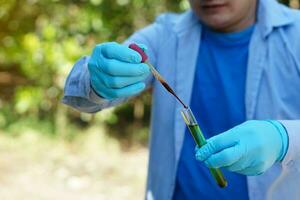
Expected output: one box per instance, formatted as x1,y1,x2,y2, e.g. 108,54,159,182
0,0,298,199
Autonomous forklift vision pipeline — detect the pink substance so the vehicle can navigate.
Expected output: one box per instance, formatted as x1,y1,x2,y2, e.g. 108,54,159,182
129,43,148,63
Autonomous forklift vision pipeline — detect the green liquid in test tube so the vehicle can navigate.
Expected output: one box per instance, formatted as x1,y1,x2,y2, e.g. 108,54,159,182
181,107,228,188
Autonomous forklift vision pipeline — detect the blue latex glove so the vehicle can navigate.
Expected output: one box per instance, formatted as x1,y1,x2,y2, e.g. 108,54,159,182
88,42,150,100
195,120,289,176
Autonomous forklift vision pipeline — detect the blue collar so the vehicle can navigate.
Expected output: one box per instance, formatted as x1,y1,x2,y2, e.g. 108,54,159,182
257,0,294,37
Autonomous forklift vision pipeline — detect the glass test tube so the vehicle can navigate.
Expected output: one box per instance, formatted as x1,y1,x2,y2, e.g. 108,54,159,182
180,107,228,188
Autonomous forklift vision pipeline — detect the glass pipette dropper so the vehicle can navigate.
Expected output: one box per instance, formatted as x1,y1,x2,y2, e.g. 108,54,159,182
129,43,188,109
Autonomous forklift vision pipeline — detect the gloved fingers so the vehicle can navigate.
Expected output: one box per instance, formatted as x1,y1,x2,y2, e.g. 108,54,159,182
201,145,243,168
95,70,149,89
194,145,200,153
99,59,150,76
234,167,263,176
223,159,247,172
97,82,146,99
101,42,142,63
195,129,238,161
235,161,270,176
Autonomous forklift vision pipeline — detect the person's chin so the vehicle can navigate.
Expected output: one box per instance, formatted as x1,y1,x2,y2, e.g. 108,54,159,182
203,19,229,30
199,14,231,30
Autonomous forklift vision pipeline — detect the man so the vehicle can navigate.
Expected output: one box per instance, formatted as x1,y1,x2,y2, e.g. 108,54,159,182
62,0,300,199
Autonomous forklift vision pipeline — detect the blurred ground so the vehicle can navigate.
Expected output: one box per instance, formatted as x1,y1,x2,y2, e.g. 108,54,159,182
0,126,148,200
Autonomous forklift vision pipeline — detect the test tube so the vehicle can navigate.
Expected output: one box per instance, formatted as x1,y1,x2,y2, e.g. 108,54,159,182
181,107,228,188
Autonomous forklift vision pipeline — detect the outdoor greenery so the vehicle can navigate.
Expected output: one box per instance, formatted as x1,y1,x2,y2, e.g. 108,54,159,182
0,0,298,146
0,0,188,146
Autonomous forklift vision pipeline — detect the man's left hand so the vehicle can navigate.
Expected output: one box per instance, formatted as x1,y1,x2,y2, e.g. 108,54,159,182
195,120,288,176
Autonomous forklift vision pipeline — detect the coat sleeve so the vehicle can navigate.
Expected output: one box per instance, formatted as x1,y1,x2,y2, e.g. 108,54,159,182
279,120,300,169
279,14,300,169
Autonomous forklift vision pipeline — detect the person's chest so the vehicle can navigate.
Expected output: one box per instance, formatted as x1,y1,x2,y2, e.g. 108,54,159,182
191,29,251,135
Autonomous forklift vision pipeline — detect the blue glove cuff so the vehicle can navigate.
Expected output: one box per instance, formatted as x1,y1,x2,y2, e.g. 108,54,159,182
266,120,289,162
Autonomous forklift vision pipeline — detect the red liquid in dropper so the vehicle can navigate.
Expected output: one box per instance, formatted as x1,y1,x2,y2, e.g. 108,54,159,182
128,44,187,108
160,80,188,109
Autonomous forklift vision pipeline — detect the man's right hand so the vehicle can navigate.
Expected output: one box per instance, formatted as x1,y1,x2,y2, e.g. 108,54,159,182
88,42,150,100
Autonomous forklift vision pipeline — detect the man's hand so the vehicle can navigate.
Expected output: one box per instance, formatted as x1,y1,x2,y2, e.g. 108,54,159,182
195,120,288,176
88,42,150,100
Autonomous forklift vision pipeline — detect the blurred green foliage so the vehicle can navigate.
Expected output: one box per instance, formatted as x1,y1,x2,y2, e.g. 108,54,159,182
0,0,188,146
0,0,298,146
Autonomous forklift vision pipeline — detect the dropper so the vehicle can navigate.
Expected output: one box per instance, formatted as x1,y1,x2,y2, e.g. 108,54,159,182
129,43,188,109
